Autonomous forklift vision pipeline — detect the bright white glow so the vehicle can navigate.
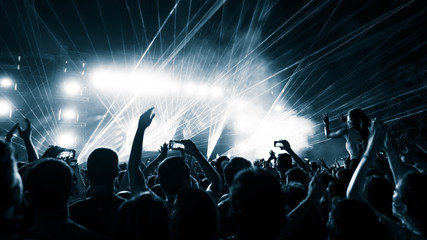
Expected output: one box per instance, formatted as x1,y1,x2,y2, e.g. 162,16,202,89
0,78,13,88
0,100,12,117
91,69,121,90
91,69,109,87
60,108,78,121
63,80,81,96
57,132,77,148
235,99,248,109
79,38,315,163
197,84,209,98
90,67,229,100
212,86,223,98
228,105,315,161
184,82,196,95
92,68,179,95
80,62,316,163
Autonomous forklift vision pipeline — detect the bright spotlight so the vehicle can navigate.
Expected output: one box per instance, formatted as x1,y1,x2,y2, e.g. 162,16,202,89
91,69,123,91
0,78,14,89
184,82,197,95
0,100,12,118
63,80,82,96
236,99,248,109
212,86,224,99
91,69,111,89
59,108,79,121
274,105,283,112
57,132,77,148
197,84,209,98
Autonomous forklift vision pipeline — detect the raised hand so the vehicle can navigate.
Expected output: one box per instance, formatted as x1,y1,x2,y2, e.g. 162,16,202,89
158,142,168,159
365,119,387,155
321,113,329,124
268,150,276,160
278,139,292,152
137,107,155,130
5,123,19,142
337,114,347,123
18,118,32,141
307,171,322,200
319,159,330,171
180,139,200,157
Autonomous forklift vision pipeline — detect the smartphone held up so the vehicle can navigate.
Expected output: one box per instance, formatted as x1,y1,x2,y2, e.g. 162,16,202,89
169,140,185,151
56,149,77,168
274,141,283,148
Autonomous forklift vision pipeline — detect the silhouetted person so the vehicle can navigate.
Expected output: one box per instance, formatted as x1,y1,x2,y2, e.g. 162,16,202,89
230,168,286,240
366,175,397,221
285,166,309,186
391,172,427,239
157,156,192,210
327,199,390,240
170,188,218,240
213,155,230,194
218,157,252,238
276,153,292,183
113,191,169,240
322,108,370,170
0,140,24,238
69,148,125,236
282,182,307,214
23,158,107,240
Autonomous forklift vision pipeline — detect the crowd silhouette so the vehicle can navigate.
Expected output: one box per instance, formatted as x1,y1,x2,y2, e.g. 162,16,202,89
1,107,426,240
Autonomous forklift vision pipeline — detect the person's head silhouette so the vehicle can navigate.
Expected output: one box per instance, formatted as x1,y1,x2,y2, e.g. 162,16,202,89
87,148,120,186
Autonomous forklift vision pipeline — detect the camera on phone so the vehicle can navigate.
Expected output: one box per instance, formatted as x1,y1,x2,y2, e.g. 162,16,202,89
274,141,283,147
56,149,77,167
169,140,185,150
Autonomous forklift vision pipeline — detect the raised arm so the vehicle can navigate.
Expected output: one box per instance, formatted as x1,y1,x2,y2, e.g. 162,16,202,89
346,119,385,201
5,123,19,142
180,150,202,182
322,113,347,139
181,139,222,201
383,132,413,184
280,171,323,239
279,139,311,174
128,107,155,195
70,162,87,200
18,118,39,162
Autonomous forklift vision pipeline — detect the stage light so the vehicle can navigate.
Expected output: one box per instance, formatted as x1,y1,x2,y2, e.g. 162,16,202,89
0,78,14,89
57,132,77,148
184,82,196,95
168,81,181,93
212,86,223,98
63,80,82,96
91,69,111,88
91,69,124,91
235,99,248,109
58,108,79,121
0,100,12,118
197,84,209,98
